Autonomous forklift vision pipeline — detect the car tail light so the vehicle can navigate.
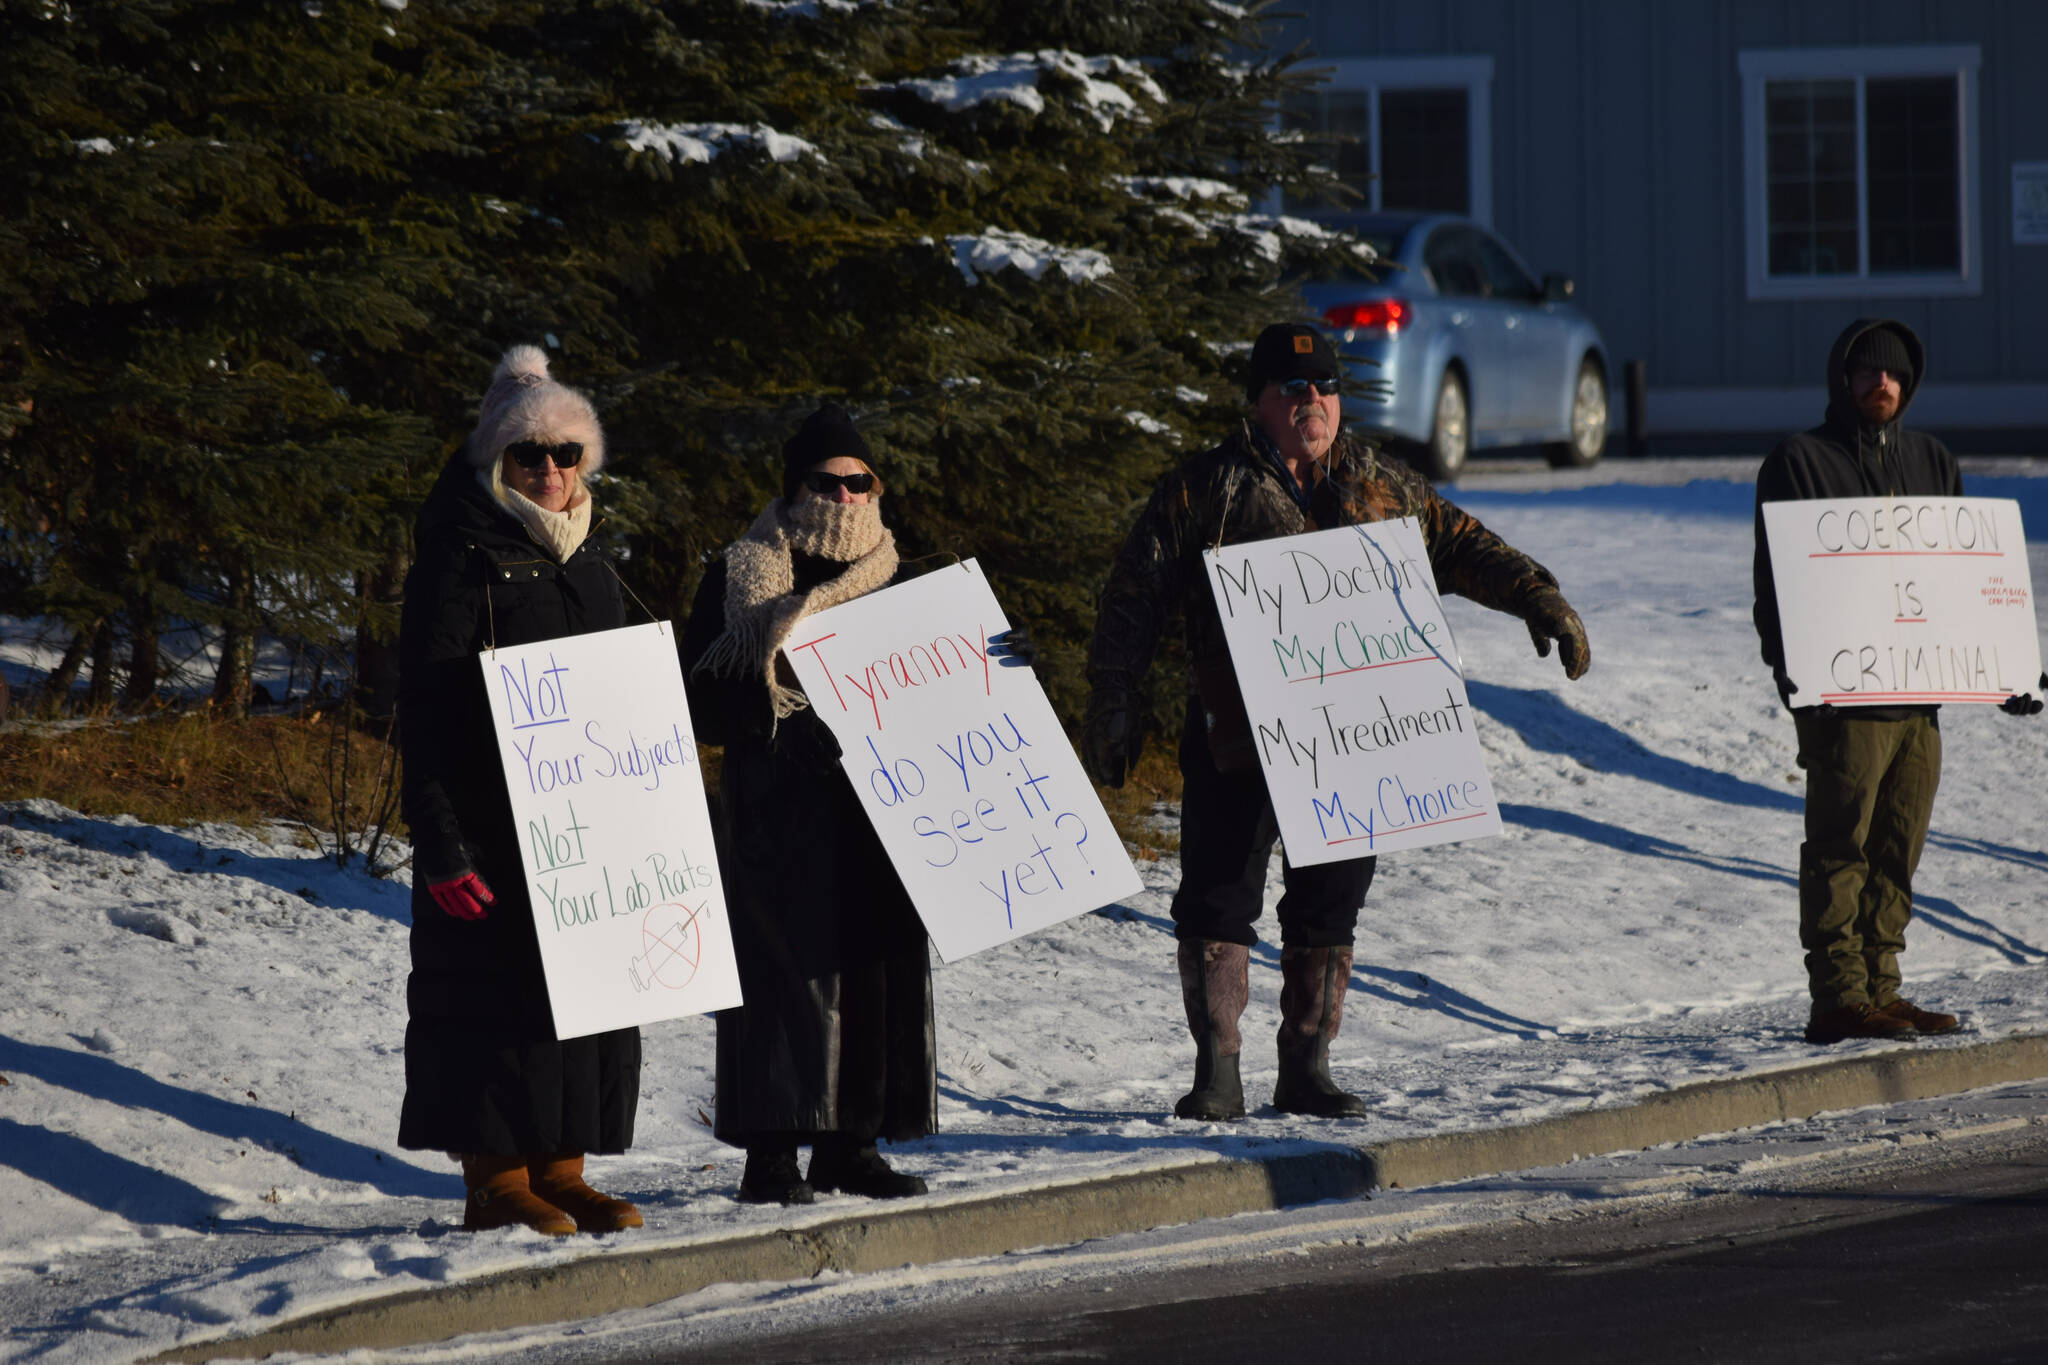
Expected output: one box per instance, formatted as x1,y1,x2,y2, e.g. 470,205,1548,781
1323,299,1409,335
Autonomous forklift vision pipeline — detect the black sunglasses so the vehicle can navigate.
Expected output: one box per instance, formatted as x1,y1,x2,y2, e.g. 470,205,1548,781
505,440,585,469
1277,377,1341,397
802,470,876,496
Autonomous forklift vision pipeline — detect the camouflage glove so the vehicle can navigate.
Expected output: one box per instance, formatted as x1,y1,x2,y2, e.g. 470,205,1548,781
1522,588,1591,681
1081,688,1144,789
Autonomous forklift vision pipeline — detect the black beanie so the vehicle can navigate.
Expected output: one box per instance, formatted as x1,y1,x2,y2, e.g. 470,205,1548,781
781,403,875,499
1845,326,1913,386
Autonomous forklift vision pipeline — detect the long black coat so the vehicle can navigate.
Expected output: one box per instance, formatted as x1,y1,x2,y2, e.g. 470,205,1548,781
396,458,641,1155
679,552,936,1147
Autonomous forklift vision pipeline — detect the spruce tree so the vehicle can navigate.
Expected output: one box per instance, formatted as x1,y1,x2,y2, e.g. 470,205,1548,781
515,0,1375,726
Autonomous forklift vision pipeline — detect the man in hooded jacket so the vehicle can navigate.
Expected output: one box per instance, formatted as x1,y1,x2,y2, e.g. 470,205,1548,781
1754,317,2041,1046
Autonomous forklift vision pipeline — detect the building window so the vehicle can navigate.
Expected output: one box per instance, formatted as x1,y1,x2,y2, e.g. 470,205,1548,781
1277,56,1493,224
1740,46,1980,300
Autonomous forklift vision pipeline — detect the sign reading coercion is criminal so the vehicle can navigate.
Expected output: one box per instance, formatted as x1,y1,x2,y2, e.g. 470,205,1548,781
782,560,1143,964
1203,519,1502,868
481,621,742,1040
1763,496,2041,706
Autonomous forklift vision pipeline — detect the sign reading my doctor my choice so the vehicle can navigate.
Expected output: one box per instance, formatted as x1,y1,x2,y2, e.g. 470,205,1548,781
1203,519,1502,869
1763,496,2041,706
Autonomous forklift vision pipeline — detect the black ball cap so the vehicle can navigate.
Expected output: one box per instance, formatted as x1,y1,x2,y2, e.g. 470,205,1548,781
1246,323,1340,399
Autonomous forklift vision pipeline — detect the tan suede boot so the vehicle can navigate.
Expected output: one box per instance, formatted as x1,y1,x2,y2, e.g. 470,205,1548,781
528,1153,644,1233
461,1154,576,1236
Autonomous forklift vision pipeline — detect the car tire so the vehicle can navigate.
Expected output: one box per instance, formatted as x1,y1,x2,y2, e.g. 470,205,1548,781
1416,369,1469,482
1543,358,1607,469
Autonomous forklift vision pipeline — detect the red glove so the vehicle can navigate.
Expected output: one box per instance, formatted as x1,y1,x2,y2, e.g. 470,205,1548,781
428,872,495,921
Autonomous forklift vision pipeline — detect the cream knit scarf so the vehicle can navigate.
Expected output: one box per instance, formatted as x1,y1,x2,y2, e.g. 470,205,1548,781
482,470,593,564
693,497,898,721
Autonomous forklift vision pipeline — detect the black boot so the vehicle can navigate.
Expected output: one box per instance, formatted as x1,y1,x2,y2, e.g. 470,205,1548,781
808,1136,928,1198
1173,940,1249,1120
1272,945,1367,1118
738,1141,816,1205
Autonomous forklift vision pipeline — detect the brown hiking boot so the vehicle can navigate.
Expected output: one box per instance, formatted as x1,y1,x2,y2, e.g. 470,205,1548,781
529,1153,644,1233
461,1154,576,1236
1874,999,1960,1035
1804,1002,1916,1045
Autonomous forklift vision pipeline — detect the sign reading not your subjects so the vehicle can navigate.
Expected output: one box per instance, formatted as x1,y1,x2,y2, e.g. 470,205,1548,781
782,561,1143,963
1764,497,2041,706
1204,519,1501,868
481,622,742,1040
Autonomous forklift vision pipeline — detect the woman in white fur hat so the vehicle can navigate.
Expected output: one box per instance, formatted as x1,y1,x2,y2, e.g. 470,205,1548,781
678,403,938,1207
395,345,644,1236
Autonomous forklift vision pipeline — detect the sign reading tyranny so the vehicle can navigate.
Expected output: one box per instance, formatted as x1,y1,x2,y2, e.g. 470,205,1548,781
481,622,742,1040
1763,497,2040,706
1203,520,1501,868
782,561,1143,963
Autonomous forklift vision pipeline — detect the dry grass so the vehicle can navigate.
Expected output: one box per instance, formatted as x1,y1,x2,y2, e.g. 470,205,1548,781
1096,744,1184,861
0,710,407,839
0,712,1187,874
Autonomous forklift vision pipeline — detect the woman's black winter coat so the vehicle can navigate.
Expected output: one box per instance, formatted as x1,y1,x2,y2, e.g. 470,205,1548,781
396,458,640,1156
679,553,937,1148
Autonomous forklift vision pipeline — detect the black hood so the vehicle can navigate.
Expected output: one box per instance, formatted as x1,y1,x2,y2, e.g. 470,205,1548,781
415,449,512,542
1824,317,1925,430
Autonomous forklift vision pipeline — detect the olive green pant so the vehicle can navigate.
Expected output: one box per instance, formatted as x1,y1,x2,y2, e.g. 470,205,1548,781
1793,710,1941,1010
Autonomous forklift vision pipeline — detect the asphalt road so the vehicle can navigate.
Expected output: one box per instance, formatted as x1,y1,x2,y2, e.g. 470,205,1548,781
658,1123,2048,1365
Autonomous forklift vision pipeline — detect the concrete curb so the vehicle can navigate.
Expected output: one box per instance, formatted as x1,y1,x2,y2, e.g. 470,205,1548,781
151,1032,2048,1363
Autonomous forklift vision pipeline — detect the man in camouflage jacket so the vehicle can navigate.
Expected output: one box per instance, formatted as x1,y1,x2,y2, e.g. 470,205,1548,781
1083,323,1591,1121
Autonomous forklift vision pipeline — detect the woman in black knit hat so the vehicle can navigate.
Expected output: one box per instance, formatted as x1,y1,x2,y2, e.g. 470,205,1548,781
678,403,937,1205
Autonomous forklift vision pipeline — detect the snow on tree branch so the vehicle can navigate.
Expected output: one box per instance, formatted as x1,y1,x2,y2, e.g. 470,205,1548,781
1119,176,1248,207
619,121,823,166
882,52,1167,129
947,228,1114,286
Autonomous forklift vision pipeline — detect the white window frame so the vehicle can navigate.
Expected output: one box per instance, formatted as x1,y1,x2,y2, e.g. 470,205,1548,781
1738,45,1982,300
1278,55,1494,225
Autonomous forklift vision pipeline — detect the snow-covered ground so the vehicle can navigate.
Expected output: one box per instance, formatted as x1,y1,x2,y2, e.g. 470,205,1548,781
3,456,2045,1364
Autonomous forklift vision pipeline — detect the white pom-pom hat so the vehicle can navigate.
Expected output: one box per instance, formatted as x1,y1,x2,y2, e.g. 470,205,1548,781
467,344,606,475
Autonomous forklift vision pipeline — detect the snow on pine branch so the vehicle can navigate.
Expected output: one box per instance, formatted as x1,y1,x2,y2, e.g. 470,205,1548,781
743,0,858,14
619,120,822,166
948,228,1114,287
1119,175,1248,206
882,52,1167,129
1213,212,1379,265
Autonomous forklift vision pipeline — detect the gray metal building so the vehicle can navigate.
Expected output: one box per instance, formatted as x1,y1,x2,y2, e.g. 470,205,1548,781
1272,0,2048,440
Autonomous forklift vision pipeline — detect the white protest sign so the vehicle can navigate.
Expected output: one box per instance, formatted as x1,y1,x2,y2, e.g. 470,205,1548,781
1203,519,1502,867
1763,497,2041,706
480,621,742,1039
781,560,1143,963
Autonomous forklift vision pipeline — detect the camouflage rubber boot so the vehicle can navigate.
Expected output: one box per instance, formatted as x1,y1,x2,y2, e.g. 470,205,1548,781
1272,946,1368,1118
1173,940,1249,1121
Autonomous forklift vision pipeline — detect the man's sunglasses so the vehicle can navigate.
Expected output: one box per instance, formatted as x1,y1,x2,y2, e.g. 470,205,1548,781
802,470,876,496
1277,377,1341,397
505,440,585,469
